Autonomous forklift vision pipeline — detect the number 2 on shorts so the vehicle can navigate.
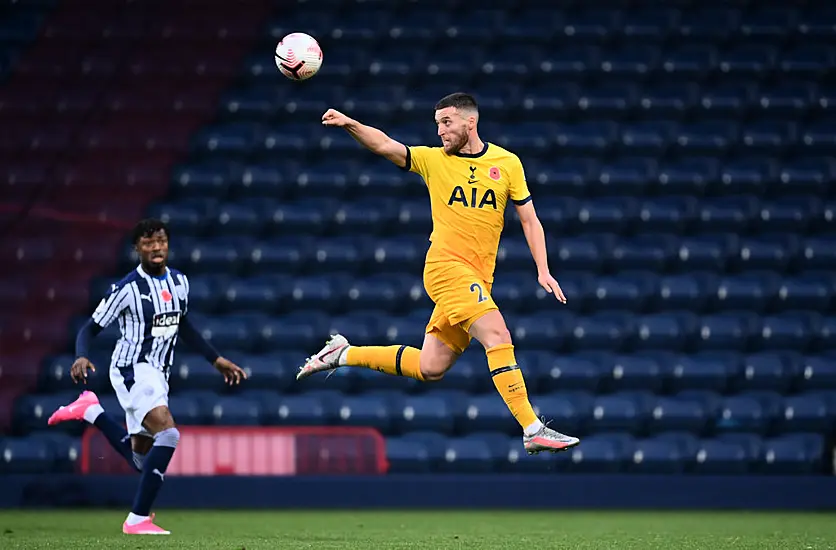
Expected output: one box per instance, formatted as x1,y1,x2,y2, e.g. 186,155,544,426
470,282,487,303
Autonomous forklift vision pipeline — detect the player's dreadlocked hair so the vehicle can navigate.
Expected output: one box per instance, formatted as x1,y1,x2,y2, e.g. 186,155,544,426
434,92,478,113
132,218,170,244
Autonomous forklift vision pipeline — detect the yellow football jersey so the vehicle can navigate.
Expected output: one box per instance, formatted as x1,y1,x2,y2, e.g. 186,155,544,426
404,142,531,283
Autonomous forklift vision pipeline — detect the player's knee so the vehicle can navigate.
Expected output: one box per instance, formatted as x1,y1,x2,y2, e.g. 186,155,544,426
419,353,453,382
478,325,513,349
154,426,180,449
469,310,513,349
143,405,176,434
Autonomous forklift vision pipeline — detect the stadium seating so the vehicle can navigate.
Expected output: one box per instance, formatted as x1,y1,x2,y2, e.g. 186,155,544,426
2,0,835,475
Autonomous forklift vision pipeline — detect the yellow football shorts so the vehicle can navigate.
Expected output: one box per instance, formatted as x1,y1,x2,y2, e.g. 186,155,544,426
422,261,498,355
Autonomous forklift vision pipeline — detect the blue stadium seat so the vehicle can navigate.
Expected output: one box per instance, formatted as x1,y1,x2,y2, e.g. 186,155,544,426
265,393,332,426
716,395,768,435
629,439,686,474
712,273,778,313
394,396,454,435
648,397,708,434
455,394,512,434
27,431,81,473
588,392,650,433
571,313,631,352
334,395,391,433
208,396,261,426
797,356,836,391
441,356,489,394
461,431,515,470
544,355,603,392
739,353,794,393
0,436,55,474
696,313,755,351
654,273,714,312
386,437,431,473
692,439,749,474
716,433,764,467
512,312,572,351
632,312,698,351
676,234,735,272
167,392,209,425
777,394,833,434
588,274,654,312
761,434,825,474
563,434,629,473
669,354,738,393
756,313,818,352
437,438,494,473
606,355,665,393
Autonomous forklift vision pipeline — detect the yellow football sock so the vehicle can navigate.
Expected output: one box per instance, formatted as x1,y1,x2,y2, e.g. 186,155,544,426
486,344,539,430
345,345,424,381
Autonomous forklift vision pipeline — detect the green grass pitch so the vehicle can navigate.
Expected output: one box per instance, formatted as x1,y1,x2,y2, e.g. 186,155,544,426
1,510,835,549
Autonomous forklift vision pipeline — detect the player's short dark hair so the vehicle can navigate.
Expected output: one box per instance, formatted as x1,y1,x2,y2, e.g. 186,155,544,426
132,218,169,244
434,92,478,112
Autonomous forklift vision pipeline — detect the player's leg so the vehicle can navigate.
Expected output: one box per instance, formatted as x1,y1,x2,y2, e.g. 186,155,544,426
297,305,461,382
121,364,177,535
296,329,460,383
47,389,144,472
468,309,579,454
131,434,153,471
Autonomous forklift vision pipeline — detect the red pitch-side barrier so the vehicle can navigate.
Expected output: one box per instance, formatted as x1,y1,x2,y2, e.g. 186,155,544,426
80,426,389,475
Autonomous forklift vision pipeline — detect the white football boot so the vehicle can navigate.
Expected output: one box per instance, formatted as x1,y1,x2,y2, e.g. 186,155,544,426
296,334,350,381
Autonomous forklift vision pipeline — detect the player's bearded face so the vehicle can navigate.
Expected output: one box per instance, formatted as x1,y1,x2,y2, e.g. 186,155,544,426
136,230,169,269
435,108,469,154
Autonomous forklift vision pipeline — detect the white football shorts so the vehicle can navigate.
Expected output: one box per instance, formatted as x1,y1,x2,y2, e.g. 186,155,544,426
110,362,170,437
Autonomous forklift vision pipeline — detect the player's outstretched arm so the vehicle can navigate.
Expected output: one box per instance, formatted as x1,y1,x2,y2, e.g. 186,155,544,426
178,316,248,385
71,319,104,384
321,108,407,168
515,201,567,304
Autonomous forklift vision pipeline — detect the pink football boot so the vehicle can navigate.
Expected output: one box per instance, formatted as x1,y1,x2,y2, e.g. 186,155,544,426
122,514,170,535
47,390,100,425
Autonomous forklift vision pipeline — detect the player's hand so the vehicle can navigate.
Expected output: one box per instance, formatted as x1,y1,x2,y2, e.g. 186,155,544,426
321,108,351,128
71,357,96,384
538,272,567,304
213,357,248,386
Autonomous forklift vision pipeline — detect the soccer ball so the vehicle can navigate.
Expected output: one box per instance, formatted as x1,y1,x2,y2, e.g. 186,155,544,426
275,32,322,81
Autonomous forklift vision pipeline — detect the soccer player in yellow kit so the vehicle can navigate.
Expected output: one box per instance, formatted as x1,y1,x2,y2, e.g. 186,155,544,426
297,93,580,453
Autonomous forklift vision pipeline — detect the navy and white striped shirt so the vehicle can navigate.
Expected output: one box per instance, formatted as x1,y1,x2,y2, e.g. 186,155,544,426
91,265,190,374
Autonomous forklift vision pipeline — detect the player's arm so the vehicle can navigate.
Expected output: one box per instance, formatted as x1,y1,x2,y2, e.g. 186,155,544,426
515,201,565,303
321,108,407,168
178,316,247,385
509,155,567,303
515,201,549,275
176,273,247,384
177,315,220,365
72,284,128,383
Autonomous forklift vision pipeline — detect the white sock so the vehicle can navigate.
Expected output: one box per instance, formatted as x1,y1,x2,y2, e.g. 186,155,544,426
83,404,104,424
337,346,351,366
524,419,544,437
126,512,149,526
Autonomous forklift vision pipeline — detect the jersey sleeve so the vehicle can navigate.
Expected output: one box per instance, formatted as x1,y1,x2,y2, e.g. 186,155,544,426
508,155,532,205
402,145,435,178
91,283,129,328
178,272,190,315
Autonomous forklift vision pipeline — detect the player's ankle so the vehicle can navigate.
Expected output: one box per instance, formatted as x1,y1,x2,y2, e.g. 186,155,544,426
337,346,351,366
83,404,104,424
524,419,543,436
